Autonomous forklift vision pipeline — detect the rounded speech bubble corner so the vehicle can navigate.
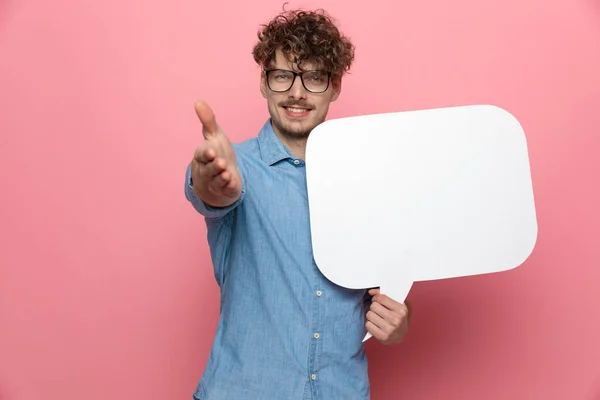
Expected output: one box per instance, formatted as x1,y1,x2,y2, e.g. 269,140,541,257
363,279,414,342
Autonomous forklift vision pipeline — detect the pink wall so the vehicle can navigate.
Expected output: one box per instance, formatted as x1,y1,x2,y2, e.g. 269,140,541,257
1,0,599,399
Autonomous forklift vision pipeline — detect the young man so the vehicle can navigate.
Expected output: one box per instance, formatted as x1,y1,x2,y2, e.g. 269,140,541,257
185,8,411,400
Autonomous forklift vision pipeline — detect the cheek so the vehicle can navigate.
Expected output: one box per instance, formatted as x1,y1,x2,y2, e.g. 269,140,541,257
313,94,333,109
267,94,284,108
314,100,332,115
266,98,279,113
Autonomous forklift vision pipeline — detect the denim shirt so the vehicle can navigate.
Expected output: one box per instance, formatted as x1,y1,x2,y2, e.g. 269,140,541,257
185,119,371,400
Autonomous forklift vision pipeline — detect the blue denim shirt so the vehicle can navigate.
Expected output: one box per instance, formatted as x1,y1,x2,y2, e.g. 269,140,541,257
185,119,371,400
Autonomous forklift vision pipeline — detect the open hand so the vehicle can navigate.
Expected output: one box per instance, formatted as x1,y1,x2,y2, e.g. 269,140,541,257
191,100,242,208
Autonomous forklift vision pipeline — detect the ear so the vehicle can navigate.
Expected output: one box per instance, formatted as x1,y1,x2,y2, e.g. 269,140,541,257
330,76,342,102
260,73,268,99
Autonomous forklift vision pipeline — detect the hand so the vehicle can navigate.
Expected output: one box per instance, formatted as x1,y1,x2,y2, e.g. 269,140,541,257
365,288,411,345
191,100,242,208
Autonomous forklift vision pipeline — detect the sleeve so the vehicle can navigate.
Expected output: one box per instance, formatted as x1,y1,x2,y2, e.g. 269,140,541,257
184,155,247,220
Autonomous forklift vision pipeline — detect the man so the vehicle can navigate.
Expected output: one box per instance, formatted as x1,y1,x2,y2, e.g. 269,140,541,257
185,8,411,400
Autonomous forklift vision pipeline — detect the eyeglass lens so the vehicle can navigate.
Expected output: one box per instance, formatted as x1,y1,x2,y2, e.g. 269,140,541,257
267,70,329,93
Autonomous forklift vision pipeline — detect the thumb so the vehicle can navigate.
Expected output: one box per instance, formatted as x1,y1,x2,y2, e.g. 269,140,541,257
194,100,219,139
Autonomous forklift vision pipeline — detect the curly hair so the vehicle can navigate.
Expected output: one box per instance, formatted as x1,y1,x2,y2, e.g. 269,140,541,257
252,7,355,79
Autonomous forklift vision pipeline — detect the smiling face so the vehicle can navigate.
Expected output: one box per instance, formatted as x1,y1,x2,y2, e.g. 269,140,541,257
260,49,341,141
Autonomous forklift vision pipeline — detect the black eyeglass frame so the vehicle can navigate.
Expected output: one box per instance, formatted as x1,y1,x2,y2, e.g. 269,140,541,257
264,69,332,93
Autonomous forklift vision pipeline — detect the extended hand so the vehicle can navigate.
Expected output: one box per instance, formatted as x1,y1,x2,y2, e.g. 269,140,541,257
366,288,411,345
191,100,242,208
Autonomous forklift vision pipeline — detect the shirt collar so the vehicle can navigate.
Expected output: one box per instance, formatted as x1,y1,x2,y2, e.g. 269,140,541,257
257,119,294,166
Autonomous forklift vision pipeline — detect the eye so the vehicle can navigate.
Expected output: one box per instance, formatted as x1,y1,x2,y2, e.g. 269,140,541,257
305,72,327,83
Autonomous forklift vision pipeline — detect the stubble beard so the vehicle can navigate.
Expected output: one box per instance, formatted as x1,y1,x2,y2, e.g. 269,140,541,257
272,117,313,141
271,99,323,142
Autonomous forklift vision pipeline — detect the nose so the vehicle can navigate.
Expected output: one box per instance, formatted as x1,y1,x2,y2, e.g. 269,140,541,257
288,75,308,100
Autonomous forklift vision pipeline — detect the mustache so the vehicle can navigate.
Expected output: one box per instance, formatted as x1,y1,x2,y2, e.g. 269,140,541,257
279,101,314,109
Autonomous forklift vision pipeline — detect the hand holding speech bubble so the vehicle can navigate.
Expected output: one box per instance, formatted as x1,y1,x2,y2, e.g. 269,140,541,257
305,105,538,342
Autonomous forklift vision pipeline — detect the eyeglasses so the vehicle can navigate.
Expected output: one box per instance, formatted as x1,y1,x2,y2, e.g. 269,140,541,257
265,69,331,93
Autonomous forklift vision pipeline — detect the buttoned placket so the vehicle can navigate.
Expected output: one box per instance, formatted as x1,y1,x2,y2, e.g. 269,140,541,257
292,157,322,399
308,277,322,398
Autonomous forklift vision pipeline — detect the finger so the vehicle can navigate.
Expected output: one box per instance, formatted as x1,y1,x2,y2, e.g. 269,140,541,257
370,301,407,329
369,301,397,325
366,309,392,332
204,157,227,177
195,161,227,186
209,171,231,190
365,320,389,342
194,146,216,164
221,175,240,196
194,100,219,139
368,288,380,296
373,294,406,314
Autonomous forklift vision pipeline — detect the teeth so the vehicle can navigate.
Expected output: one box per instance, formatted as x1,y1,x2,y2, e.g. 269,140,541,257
287,107,308,113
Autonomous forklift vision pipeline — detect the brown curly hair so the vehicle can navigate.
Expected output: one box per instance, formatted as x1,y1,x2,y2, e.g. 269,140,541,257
252,6,355,79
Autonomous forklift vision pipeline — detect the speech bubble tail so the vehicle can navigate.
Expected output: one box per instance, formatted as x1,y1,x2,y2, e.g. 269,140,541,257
362,280,414,343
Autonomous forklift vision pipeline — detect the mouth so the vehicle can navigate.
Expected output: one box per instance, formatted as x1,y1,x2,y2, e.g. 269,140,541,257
282,105,312,118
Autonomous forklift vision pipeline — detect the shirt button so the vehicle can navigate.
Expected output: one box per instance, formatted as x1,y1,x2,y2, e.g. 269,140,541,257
293,159,300,165
316,290,322,297
314,333,320,339
311,374,317,380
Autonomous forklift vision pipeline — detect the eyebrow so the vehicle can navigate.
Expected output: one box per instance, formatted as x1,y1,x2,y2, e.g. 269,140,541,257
268,67,325,73
267,61,321,72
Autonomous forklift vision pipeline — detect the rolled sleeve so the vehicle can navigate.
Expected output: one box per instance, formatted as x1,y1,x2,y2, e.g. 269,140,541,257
184,161,246,220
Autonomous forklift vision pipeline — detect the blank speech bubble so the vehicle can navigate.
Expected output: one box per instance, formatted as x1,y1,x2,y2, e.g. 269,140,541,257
305,105,538,342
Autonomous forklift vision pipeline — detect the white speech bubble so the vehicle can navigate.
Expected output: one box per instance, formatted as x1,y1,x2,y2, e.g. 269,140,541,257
305,105,538,342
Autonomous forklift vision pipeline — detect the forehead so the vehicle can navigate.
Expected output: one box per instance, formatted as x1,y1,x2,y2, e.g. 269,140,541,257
271,49,320,71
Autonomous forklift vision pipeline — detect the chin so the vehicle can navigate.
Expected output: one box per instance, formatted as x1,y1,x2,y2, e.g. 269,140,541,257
274,119,313,139
284,126,312,139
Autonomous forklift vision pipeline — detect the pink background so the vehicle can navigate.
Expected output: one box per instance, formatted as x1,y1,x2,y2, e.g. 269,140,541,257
1,0,599,399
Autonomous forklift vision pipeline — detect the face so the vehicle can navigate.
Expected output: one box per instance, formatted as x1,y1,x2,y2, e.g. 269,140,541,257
260,49,341,141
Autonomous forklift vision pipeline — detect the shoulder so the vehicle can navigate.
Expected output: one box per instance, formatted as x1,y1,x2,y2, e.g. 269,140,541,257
233,136,259,155
230,119,273,166
232,137,259,167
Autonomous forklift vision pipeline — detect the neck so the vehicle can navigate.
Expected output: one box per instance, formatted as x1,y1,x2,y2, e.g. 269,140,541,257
277,134,307,160
271,123,309,159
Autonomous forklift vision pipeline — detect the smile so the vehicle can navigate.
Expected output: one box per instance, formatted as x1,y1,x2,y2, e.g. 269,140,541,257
283,106,311,118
